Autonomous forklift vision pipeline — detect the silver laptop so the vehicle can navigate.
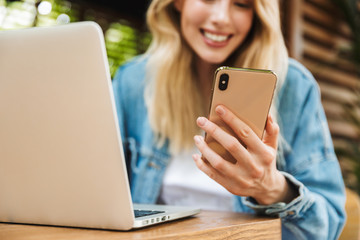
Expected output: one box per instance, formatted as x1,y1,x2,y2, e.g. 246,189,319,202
0,21,200,230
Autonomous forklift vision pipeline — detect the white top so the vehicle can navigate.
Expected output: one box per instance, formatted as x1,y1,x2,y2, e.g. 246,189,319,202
159,149,233,211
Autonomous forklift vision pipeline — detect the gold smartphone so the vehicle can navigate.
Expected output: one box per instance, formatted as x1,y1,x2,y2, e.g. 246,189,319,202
205,67,277,163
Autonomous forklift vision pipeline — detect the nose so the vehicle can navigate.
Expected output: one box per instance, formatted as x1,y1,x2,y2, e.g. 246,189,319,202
210,1,231,26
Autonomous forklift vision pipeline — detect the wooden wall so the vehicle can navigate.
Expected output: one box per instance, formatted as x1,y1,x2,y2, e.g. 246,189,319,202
282,0,360,185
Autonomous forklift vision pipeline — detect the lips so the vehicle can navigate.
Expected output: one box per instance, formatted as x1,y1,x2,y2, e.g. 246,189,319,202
203,31,229,42
201,29,232,47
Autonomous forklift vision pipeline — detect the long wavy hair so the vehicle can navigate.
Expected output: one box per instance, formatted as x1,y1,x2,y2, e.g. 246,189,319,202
145,0,288,154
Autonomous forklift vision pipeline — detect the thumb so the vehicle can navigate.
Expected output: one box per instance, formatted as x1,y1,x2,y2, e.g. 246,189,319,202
263,114,279,150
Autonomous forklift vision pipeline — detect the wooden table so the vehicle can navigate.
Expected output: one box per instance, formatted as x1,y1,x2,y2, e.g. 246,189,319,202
0,211,281,240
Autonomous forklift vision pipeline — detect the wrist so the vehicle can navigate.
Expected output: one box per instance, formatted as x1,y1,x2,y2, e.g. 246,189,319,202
255,172,298,205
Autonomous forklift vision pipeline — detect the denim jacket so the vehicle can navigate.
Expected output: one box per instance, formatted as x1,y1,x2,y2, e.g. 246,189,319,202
112,57,346,240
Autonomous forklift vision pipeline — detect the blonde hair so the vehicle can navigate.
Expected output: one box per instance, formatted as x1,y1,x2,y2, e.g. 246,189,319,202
145,0,288,154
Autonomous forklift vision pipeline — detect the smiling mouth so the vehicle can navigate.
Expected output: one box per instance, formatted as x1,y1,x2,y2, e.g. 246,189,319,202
202,30,232,42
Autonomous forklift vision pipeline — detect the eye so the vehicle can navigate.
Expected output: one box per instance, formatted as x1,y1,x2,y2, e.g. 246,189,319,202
234,0,252,8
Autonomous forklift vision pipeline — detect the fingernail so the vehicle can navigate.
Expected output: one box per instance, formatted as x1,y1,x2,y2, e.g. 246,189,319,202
269,114,273,124
215,105,225,116
194,135,202,144
197,117,206,126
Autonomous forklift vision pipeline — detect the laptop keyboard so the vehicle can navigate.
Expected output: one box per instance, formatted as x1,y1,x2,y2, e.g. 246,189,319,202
134,209,165,218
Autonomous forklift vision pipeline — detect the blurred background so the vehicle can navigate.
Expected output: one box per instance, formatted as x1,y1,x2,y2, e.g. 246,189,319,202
0,0,151,77
0,0,359,203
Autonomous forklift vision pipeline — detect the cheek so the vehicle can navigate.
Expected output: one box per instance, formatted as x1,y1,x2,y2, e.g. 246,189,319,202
180,17,202,47
234,13,254,35
180,2,209,33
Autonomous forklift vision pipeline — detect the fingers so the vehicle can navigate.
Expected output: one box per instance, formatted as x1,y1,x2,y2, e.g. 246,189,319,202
196,117,250,163
193,107,281,201
262,114,279,150
193,135,234,173
193,133,260,180
214,105,263,151
192,153,224,183
192,151,252,197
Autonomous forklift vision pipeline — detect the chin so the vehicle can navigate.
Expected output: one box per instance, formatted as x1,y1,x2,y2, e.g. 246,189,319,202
201,55,228,65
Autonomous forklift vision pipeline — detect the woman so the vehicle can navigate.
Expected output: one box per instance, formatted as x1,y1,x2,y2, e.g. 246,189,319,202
112,0,346,239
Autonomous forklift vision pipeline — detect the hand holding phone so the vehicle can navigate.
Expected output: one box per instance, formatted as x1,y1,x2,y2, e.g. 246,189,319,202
204,67,277,163
194,67,296,205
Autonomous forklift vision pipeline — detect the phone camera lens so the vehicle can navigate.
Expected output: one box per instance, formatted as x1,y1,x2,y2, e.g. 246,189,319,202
219,74,229,91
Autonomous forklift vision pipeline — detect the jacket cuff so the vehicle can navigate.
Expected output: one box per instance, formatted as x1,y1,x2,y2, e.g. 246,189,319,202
242,171,315,219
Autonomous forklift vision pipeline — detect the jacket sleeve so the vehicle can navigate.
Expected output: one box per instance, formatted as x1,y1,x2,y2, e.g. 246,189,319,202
112,66,127,149
112,65,134,180
240,62,346,240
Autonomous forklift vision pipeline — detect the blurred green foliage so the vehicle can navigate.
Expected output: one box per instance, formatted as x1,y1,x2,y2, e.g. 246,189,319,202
105,21,149,77
0,0,151,77
330,0,360,68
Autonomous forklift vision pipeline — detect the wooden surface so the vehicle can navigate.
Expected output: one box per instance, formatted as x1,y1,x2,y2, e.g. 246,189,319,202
0,211,281,240
339,188,360,240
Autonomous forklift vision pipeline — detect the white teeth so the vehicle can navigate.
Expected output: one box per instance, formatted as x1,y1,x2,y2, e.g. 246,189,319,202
204,31,228,42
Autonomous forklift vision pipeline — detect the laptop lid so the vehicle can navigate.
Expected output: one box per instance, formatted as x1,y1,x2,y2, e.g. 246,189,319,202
0,22,136,230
